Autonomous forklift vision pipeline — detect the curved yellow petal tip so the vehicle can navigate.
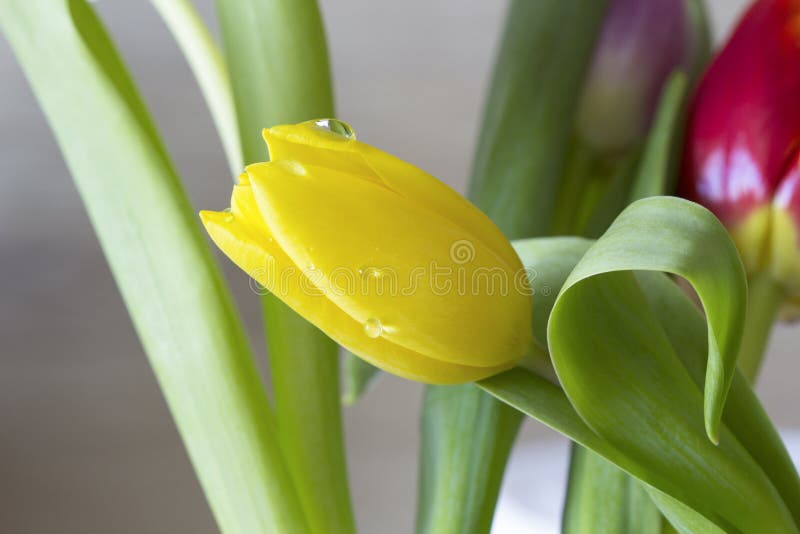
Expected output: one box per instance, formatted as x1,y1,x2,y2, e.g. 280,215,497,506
263,119,357,150
199,209,222,225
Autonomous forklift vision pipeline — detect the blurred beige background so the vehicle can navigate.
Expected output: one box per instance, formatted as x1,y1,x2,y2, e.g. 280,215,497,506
1,0,795,532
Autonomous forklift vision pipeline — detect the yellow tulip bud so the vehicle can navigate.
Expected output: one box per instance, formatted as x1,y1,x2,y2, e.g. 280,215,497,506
200,120,533,383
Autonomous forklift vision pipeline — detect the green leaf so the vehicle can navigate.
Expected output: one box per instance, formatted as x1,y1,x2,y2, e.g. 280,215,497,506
580,151,640,239
213,2,354,532
214,0,334,162
417,2,608,531
342,350,381,405
261,298,354,533
646,489,724,534
481,362,794,532
736,273,785,382
516,240,664,532
628,71,689,203
637,270,800,527
547,198,794,531
563,446,662,534
482,210,800,531
149,0,242,175
556,196,746,443
683,0,713,80
416,385,523,534
0,1,308,532
513,237,593,344
468,0,609,240
565,70,690,534
479,241,718,534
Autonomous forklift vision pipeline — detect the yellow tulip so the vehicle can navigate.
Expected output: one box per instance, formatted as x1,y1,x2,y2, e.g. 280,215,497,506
200,119,533,383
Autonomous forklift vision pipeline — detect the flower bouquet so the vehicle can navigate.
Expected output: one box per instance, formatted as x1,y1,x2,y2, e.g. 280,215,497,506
2,0,800,532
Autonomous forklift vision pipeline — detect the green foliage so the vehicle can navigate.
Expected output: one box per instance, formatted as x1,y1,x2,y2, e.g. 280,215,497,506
416,2,609,532
0,1,308,531
482,198,800,532
213,1,354,532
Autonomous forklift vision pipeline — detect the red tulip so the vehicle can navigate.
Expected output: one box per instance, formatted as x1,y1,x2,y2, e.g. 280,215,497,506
680,0,800,295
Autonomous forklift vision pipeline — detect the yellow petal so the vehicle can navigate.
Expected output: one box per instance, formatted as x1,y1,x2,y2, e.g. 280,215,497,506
264,120,522,271
771,207,800,294
199,209,511,383
729,205,771,274
245,160,532,368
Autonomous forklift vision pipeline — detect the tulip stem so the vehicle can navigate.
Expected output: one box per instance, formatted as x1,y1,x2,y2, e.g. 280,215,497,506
738,272,786,383
263,296,356,534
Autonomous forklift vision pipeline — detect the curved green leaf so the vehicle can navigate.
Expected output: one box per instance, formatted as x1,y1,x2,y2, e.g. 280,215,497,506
566,70,690,533
548,197,793,531
513,237,593,344
628,71,689,203
554,196,746,443
551,268,792,531
637,270,800,527
646,489,724,534
150,0,242,175
0,1,308,531
482,224,800,532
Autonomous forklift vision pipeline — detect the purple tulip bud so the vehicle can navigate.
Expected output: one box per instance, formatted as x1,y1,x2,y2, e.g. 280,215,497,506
576,0,704,154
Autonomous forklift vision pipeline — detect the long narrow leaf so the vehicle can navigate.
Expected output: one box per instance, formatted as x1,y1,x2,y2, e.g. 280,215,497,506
213,1,354,532
0,1,308,532
628,72,689,202
416,385,522,534
214,0,333,160
469,0,608,239
563,447,662,534
150,0,242,175
416,2,608,531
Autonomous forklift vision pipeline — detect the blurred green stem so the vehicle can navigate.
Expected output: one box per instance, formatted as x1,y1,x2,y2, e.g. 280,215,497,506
150,0,242,175
738,273,785,382
264,297,355,533
416,385,522,534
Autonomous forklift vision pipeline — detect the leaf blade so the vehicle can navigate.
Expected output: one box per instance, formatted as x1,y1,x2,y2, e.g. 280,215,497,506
0,1,308,531
213,1,355,532
558,197,747,442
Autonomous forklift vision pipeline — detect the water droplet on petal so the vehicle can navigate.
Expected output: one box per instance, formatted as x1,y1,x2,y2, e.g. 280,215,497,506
307,263,316,271
314,119,356,140
364,317,382,338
